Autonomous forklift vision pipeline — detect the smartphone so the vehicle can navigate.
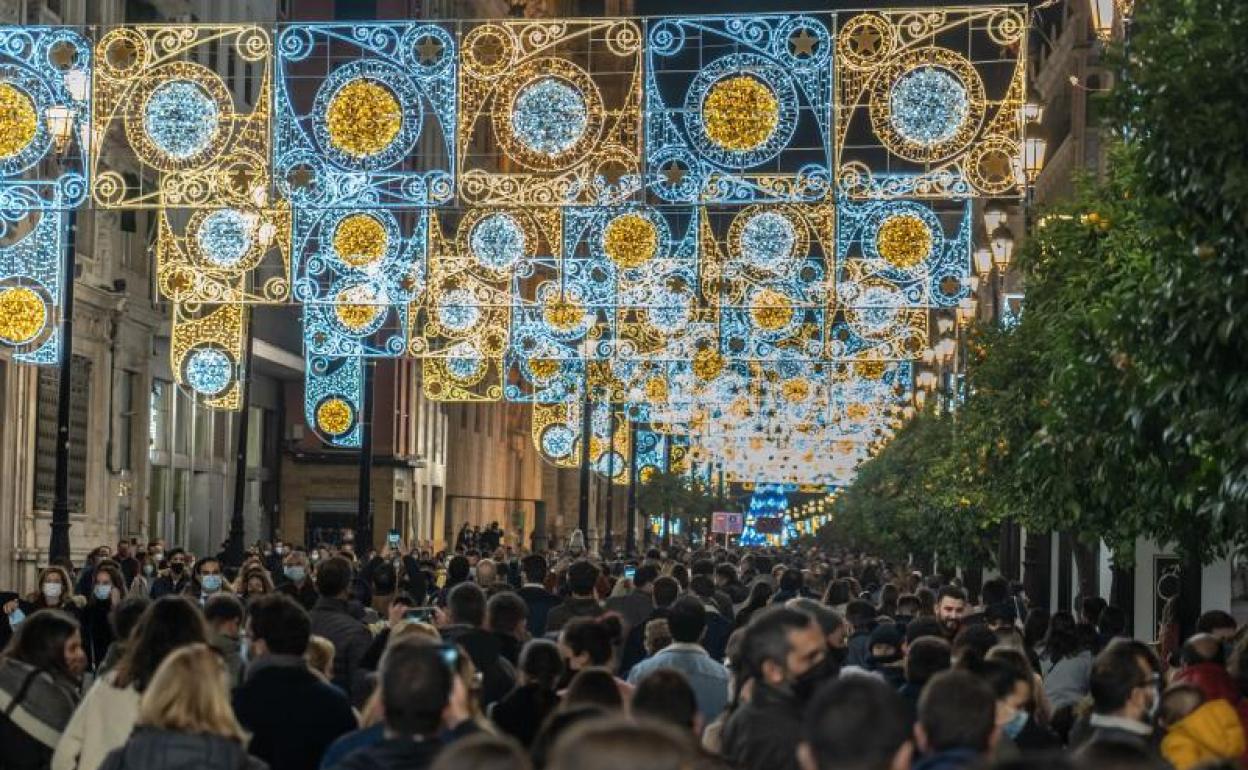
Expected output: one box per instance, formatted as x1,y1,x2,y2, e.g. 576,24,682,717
386,529,400,547
403,606,437,624
624,566,636,580
437,643,459,670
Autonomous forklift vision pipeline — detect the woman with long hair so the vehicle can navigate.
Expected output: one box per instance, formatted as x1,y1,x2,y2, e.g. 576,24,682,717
52,596,208,770
1038,610,1093,721
81,562,125,672
490,639,565,748
734,581,772,629
96,644,264,770
22,567,80,622
0,611,86,770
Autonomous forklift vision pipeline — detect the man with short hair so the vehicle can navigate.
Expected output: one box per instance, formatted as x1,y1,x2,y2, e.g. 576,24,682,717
799,676,913,770
330,638,469,770
935,586,967,639
913,670,998,770
721,607,828,770
517,553,560,636
440,582,515,706
310,556,373,705
204,593,246,686
632,669,702,735
234,593,358,770
844,599,877,667
620,575,681,676
1078,641,1160,754
689,575,732,662
545,560,604,633
627,596,730,722
485,590,528,666
605,563,658,634
1196,610,1238,642
900,636,951,723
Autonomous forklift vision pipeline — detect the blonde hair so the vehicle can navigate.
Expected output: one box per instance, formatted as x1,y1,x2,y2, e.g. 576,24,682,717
389,621,441,645
306,635,335,679
137,643,247,743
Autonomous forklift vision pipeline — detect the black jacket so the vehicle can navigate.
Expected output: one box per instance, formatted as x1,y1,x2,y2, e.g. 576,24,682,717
277,580,319,612
517,585,561,637
330,737,443,770
97,727,267,770
720,683,804,770
309,598,373,706
490,683,559,748
544,597,604,635
80,601,114,672
232,657,359,770
440,626,515,707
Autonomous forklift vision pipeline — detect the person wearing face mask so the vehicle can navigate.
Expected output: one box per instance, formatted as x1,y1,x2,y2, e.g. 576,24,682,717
126,555,157,600
865,623,906,688
187,558,229,605
23,566,82,622
278,551,319,611
1074,640,1165,758
0,610,87,770
979,659,1059,759
82,563,125,672
148,550,191,599
720,606,828,770
787,598,848,672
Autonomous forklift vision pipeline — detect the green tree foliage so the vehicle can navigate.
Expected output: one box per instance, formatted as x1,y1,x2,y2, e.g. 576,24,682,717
825,0,1248,567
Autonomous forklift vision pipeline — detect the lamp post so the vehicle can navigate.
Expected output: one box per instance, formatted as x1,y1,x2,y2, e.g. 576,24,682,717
626,418,638,555
224,324,254,566
47,71,86,565
1088,0,1117,41
356,360,375,552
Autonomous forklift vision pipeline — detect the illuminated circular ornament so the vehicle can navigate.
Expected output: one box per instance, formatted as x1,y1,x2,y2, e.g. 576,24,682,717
849,284,904,337
544,297,585,332
750,289,795,332
333,284,385,333
325,78,403,159
646,288,691,334
781,378,811,402
143,80,220,160
888,66,969,147
692,348,725,381
739,210,798,272
644,377,668,403
541,424,575,459
702,75,780,152
0,287,46,345
875,214,933,270
316,397,354,436
0,83,39,159
196,209,254,268
510,77,588,157
595,451,625,476
446,344,485,381
333,213,388,268
437,289,481,332
185,347,233,397
602,213,658,269
528,356,560,382
469,212,526,271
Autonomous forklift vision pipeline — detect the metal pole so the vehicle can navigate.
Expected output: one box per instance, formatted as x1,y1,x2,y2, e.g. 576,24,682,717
577,387,591,537
357,360,375,552
224,322,254,566
49,207,77,564
604,409,615,553
626,420,638,555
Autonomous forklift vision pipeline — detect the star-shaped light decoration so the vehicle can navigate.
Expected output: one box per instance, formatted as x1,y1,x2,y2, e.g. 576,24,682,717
979,150,1015,185
475,37,503,66
107,38,137,68
598,160,628,186
49,41,77,69
660,160,686,187
417,36,443,65
287,165,313,190
789,28,819,58
850,27,882,57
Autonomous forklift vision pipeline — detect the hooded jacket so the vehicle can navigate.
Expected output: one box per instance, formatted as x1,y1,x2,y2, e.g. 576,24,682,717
1161,699,1247,770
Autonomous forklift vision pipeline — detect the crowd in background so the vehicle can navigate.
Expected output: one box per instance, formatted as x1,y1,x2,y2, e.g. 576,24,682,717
2,529,1247,770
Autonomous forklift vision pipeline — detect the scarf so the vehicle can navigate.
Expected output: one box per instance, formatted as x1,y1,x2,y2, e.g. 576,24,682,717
0,657,80,748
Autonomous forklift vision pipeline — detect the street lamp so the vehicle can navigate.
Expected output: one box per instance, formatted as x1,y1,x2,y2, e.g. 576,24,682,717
990,224,1016,268
1023,120,1049,183
983,200,1009,234
1088,0,1116,41
1022,84,1045,124
973,246,993,276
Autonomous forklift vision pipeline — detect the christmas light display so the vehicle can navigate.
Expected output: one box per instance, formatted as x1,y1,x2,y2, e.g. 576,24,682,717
740,482,797,546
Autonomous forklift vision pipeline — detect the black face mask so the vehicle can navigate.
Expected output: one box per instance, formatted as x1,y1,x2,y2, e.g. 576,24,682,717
793,654,839,704
170,562,185,575
825,645,849,669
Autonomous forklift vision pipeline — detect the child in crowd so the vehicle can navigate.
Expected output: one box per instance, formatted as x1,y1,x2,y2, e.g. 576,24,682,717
1158,683,1246,770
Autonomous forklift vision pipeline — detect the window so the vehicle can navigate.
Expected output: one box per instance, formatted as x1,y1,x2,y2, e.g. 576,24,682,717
34,355,91,512
117,371,137,471
149,379,170,455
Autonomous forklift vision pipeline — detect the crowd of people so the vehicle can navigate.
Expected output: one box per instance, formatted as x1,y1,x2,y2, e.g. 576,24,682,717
2,530,1248,770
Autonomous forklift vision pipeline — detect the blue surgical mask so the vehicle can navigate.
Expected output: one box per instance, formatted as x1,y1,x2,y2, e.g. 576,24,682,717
202,574,223,593
143,564,155,577
1003,709,1029,740
94,584,113,602
7,607,25,627
284,566,306,583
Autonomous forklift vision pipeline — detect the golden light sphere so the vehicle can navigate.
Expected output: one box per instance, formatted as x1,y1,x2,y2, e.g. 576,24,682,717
854,359,887,379
603,213,658,269
846,403,871,420
326,79,402,158
0,83,39,159
316,398,354,436
333,213,388,268
644,376,668,403
702,75,780,152
781,377,811,402
750,288,793,331
334,285,384,332
528,357,559,381
692,348,725,381
544,297,584,331
875,214,933,269
0,287,46,344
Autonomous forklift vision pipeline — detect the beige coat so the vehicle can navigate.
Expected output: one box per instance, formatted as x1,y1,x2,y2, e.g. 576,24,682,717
50,671,141,770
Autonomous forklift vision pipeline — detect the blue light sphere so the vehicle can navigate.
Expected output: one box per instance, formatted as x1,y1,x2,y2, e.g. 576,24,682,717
196,209,253,268
510,77,587,156
186,347,232,396
541,424,575,458
446,343,484,380
888,67,969,147
646,288,691,334
740,211,797,271
470,213,526,271
144,80,220,160
438,289,481,332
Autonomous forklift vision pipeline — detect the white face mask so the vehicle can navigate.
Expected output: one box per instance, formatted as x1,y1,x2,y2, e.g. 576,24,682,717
42,582,63,599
